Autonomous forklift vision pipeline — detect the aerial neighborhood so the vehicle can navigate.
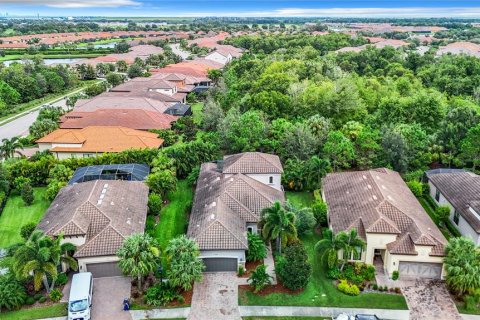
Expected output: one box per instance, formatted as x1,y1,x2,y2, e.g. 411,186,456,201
0,12,479,320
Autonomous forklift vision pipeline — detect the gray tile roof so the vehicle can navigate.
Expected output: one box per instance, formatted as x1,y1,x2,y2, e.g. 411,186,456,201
223,152,283,174
323,168,447,257
188,153,285,250
37,180,148,258
426,170,480,233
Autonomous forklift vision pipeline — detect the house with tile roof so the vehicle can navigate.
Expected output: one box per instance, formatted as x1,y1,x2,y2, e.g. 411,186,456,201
187,152,284,272
36,126,164,159
204,45,243,66
426,169,480,245
37,180,148,278
436,41,480,58
323,168,447,279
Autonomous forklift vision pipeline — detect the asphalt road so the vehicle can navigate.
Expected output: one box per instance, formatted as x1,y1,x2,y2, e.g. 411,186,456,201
0,98,68,142
170,43,190,60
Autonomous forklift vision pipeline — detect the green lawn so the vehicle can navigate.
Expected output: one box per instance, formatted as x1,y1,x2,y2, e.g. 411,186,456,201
191,102,204,125
0,303,67,320
0,187,51,248
239,232,408,309
285,191,315,208
153,180,193,253
456,302,480,315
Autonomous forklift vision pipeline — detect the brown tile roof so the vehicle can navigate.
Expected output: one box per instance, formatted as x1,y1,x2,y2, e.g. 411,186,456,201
60,109,177,130
436,41,480,58
223,152,283,174
188,153,285,250
323,168,447,256
74,96,173,113
37,126,163,153
426,170,480,233
103,89,186,103
37,180,148,258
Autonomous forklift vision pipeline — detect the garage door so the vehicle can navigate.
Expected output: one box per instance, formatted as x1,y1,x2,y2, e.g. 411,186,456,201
202,258,237,272
86,262,123,278
398,262,442,279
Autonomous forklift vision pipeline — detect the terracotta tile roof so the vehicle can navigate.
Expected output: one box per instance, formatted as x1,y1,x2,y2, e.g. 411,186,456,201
426,169,480,232
74,96,173,113
323,168,447,256
37,126,163,153
60,109,177,130
436,42,480,58
223,152,283,174
37,180,148,258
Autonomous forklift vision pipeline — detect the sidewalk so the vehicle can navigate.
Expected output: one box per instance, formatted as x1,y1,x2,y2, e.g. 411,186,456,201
130,307,190,320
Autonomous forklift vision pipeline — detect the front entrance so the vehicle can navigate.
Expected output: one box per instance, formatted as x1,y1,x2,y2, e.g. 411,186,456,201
202,257,238,272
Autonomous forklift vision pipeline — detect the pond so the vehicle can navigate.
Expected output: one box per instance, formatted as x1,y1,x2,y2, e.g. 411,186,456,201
1,58,84,67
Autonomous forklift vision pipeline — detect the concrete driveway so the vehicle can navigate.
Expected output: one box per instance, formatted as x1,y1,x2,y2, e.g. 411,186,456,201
188,272,241,320
92,276,132,320
401,279,461,320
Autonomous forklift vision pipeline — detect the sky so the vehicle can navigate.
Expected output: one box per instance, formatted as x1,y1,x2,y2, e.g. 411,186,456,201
1,0,480,18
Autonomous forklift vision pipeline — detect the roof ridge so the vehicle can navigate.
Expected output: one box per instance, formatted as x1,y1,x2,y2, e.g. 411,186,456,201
234,174,277,204
75,225,123,257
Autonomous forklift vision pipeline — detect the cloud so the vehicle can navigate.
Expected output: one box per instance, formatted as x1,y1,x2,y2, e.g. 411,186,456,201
1,0,141,8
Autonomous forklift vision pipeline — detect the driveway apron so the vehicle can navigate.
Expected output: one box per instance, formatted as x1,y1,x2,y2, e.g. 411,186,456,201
92,276,132,320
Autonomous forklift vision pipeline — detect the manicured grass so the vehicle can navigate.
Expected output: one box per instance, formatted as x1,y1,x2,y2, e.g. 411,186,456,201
0,303,67,320
239,232,408,309
456,302,480,315
285,191,315,208
153,180,194,253
243,317,330,320
191,102,204,125
0,187,51,248
418,196,460,239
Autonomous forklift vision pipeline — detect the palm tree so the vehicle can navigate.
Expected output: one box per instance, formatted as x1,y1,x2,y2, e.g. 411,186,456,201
338,229,365,271
315,229,346,269
261,201,297,254
0,137,23,159
117,233,160,293
49,234,77,290
306,156,330,190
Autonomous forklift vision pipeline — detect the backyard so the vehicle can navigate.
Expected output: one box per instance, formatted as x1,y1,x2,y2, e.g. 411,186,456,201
191,102,204,125
0,187,51,248
0,303,67,320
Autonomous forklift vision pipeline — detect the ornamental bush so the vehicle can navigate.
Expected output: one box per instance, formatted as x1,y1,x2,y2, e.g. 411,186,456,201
49,288,63,302
20,222,36,240
148,193,163,216
392,270,399,281
407,180,423,197
337,279,360,296
276,242,311,290
248,264,272,293
0,275,27,311
21,182,34,206
246,233,267,262
145,282,184,307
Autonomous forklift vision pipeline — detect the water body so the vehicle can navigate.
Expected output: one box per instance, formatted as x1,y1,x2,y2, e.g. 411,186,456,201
94,42,117,49
1,58,83,67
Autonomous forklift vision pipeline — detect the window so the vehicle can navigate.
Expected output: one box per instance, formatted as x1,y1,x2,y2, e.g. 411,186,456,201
247,227,253,233
435,189,440,202
454,210,460,225
269,176,274,184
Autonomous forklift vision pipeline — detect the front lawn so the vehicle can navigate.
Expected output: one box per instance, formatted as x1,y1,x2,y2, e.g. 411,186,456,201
153,180,193,253
456,302,480,315
191,102,204,125
285,191,314,208
0,303,67,320
239,232,408,309
0,187,51,248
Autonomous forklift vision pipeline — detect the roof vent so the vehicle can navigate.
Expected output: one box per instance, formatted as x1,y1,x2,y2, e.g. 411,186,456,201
381,185,386,190
387,195,393,201
100,194,105,199
215,177,220,181
210,214,215,220
367,184,372,189
376,175,380,180
104,183,109,188
126,218,131,225
97,200,102,205
110,201,114,206
362,175,367,180
373,195,378,200
346,190,350,194
211,201,216,207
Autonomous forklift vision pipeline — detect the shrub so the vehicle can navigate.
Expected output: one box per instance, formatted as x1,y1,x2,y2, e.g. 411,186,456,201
363,265,376,282
0,275,27,311
395,287,401,294
337,279,360,296
238,265,245,277
55,273,68,286
38,296,47,303
20,222,37,240
145,282,183,307
373,283,378,290
248,264,272,293
246,233,267,262
311,200,328,226
383,286,388,291
21,182,34,206
13,176,30,191
392,270,399,281
25,296,35,305
49,288,63,302
326,267,341,280
276,242,311,290
436,205,451,227
465,295,478,311
407,180,423,197
295,208,316,235
148,193,163,215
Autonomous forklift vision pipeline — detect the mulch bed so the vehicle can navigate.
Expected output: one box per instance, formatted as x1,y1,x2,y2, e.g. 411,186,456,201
239,282,304,296
168,288,193,307
240,260,263,278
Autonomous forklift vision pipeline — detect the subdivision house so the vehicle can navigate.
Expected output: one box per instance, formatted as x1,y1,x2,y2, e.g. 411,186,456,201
187,152,284,272
36,126,164,159
323,168,447,279
37,179,149,278
425,169,480,245
204,45,243,65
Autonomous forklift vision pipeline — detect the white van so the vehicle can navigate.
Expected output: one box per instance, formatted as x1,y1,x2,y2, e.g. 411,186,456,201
68,272,93,320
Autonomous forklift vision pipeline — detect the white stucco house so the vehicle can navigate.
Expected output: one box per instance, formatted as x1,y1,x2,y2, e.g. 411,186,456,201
426,169,480,245
187,152,284,272
323,168,447,280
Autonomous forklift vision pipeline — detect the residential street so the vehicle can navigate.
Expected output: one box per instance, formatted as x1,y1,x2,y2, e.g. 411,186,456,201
170,43,190,60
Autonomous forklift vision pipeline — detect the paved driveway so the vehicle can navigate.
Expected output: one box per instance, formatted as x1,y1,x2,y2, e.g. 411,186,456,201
188,272,241,320
401,279,461,320
92,276,132,320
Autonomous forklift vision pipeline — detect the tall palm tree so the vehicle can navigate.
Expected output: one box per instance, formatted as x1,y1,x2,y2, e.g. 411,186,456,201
261,201,297,254
49,234,77,290
0,137,23,159
306,156,330,190
117,233,160,293
338,229,365,271
315,229,346,269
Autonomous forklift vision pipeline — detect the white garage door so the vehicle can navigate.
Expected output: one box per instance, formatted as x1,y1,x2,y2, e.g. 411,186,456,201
86,262,123,278
398,262,442,279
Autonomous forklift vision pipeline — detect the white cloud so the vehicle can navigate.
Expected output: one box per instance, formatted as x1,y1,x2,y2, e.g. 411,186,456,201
0,0,141,8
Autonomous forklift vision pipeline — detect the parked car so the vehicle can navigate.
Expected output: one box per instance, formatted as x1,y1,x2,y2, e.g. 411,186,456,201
356,315,381,320
68,272,93,320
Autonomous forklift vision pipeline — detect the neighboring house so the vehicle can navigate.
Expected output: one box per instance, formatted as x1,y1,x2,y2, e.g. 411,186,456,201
336,39,409,53
37,126,164,159
436,41,480,58
60,109,178,130
425,169,480,245
164,103,192,117
323,168,447,279
187,152,284,272
74,96,174,114
204,45,243,66
68,163,150,185
37,180,149,278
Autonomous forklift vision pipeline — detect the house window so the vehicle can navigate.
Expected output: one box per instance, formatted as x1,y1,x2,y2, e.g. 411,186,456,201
269,176,274,184
454,210,460,225
435,189,440,202
247,227,253,233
